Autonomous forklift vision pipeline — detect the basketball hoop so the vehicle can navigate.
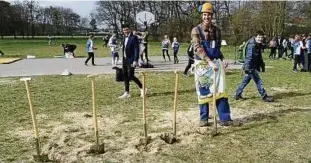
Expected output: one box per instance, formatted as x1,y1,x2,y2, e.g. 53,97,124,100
136,11,155,27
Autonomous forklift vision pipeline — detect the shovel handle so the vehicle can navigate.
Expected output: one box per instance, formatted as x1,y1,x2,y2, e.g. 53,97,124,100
213,70,217,134
173,71,179,136
141,72,148,140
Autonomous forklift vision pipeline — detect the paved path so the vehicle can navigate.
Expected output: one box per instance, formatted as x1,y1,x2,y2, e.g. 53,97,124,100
0,56,242,77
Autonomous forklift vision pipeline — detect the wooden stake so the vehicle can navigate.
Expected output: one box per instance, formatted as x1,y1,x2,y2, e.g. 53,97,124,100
87,74,101,152
141,72,148,145
20,77,41,157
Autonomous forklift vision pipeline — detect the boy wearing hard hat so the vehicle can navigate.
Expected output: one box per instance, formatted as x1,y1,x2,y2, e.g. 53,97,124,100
191,2,232,127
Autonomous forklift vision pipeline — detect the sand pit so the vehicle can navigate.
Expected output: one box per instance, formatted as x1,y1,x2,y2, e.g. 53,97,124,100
9,102,307,162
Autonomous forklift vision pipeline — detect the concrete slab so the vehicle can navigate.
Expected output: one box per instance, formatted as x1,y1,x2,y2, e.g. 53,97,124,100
0,56,242,77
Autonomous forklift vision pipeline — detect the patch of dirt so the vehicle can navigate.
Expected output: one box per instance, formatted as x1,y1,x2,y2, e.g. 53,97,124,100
10,103,311,162
39,112,128,162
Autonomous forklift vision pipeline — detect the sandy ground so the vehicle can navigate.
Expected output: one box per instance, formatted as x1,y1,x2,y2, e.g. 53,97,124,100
8,86,306,162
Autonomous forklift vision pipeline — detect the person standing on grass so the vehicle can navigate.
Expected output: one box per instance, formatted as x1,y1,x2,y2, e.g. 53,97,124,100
192,2,232,127
262,35,267,53
85,35,96,66
162,35,171,62
47,35,52,46
292,34,306,72
0,50,4,57
134,31,145,62
103,35,110,48
306,34,311,71
234,30,274,103
118,23,145,99
183,42,195,77
288,35,295,59
282,37,288,59
109,34,119,67
172,37,180,64
141,31,150,62
269,37,277,59
301,34,308,71
277,35,284,59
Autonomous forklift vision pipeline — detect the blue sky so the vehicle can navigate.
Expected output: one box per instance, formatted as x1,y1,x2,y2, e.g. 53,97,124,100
6,0,97,18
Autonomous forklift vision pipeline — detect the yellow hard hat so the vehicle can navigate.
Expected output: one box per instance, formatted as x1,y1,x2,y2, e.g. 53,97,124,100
201,2,213,13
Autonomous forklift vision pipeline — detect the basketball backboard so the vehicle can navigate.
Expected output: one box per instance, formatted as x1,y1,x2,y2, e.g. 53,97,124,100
136,11,155,26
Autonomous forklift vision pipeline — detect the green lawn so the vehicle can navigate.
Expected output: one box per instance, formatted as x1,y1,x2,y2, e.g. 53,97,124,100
0,39,236,59
0,57,311,162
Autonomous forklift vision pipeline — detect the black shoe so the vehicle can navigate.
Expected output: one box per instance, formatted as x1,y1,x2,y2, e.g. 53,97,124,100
85,63,88,66
263,95,274,102
92,64,96,66
234,95,245,100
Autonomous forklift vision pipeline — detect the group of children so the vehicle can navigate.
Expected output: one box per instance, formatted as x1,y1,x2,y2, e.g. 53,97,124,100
105,31,149,68
105,33,182,68
292,33,311,72
161,35,180,64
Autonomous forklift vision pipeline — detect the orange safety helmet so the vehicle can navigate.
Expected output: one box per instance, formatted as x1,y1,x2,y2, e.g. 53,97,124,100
200,2,214,14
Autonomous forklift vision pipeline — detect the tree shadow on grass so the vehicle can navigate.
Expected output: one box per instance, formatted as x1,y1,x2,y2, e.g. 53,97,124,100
233,91,311,101
150,88,196,97
273,91,311,100
225,70,240,76
221,108,311,135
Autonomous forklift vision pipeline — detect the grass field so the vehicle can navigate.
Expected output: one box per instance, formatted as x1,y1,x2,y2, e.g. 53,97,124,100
1,52,311,162
0,39,236,59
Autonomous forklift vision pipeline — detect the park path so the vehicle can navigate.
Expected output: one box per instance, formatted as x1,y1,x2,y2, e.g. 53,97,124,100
0,56,241,77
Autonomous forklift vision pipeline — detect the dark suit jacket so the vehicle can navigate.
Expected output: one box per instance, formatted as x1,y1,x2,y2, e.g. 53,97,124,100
122,32,139,64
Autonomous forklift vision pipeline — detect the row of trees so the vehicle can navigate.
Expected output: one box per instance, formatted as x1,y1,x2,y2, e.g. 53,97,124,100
95,1,311,44
0,0,90,38
1,1,311,44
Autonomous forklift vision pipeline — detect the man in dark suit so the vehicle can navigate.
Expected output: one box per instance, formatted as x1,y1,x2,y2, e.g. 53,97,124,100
118,23,144,99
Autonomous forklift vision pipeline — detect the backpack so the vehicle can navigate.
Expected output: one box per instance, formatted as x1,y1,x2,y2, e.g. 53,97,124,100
237,40,250,63
112,67,124,82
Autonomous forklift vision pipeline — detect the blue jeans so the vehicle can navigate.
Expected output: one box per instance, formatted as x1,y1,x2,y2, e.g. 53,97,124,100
235,70,267,98
199,98,231,122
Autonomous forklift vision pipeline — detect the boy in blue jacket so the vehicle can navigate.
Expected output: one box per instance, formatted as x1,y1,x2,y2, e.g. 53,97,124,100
235,30,274,102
